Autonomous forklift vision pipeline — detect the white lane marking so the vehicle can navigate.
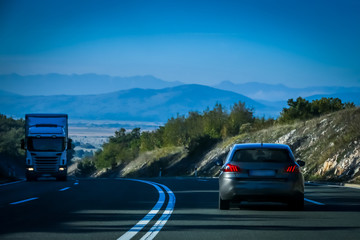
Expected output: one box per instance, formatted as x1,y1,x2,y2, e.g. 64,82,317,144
117,179,166,240
74,182,79,185
140,183,176,240
304,198,325,205
307,181,360,190
59,187,71,191
197,179,209,182
10,197,39,205
0,179,26,187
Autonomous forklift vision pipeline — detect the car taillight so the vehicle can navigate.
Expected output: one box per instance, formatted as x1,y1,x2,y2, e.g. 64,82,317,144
285,165,300,173
223,164,242,172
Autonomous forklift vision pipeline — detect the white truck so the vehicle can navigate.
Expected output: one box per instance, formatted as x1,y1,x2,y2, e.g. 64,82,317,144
21,114,72,181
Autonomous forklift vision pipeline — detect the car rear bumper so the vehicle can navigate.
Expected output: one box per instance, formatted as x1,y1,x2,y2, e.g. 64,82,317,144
219,176,304,201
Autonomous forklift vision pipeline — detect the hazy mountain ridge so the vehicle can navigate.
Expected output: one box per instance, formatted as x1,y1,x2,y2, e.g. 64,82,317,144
0,74,183,95
214,80,360,102
2,74,359,103
1,75,359,122
0,84,277,122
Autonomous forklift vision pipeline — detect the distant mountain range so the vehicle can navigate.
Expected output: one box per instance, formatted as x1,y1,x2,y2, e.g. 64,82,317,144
214,81,360,102
0,74,359,122
0,74,183,95
1,73,359,102
0,84,279,122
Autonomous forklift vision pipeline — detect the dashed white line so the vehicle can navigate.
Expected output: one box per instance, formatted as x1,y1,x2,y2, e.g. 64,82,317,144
59,187,71,191
304,198,325,205
10,197,39,205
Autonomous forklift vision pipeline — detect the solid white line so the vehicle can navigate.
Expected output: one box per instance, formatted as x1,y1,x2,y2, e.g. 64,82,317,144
304,198,325,205
0,179,26,187
10,197,39,205
140,183,176,240
59,187,71,191
117,179,166,240
307,181,360,190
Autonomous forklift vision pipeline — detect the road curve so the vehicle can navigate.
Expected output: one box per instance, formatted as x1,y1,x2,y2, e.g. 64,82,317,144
1,177,360,240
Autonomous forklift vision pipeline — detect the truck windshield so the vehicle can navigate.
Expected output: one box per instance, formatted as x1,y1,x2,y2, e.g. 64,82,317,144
28,137,65,152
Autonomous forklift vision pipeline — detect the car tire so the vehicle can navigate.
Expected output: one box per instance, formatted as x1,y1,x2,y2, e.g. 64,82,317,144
288,195,304,211
219,195,230,210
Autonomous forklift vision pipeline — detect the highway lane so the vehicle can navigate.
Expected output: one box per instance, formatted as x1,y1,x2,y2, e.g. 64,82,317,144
1,177,360,240
154,178,360,240
0,178,163,240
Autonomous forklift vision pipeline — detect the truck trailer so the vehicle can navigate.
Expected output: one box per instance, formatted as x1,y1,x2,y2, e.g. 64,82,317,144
21,114,72,181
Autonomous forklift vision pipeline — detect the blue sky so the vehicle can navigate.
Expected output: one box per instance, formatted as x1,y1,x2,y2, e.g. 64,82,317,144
0,0,359,87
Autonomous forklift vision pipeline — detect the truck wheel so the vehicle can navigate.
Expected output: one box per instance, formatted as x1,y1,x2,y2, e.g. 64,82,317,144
219,195,230,210
26,176,36,182
57,176,67,181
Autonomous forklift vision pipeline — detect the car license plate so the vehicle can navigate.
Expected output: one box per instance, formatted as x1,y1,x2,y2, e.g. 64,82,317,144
249,170,276,177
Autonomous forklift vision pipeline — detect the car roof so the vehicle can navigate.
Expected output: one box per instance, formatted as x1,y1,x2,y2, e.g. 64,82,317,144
232,143,291,151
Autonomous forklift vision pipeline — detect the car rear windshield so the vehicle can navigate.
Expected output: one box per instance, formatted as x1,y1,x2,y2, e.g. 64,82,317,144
231,148,292,163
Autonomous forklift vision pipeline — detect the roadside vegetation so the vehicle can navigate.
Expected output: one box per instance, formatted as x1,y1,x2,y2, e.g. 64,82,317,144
0,115,24,179
278,97,355,122
0,115,24,157
81,101,269,174
78,97,357,180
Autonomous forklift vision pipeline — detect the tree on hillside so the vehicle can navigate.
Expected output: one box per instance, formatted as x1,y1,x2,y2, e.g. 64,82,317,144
0,114,24,158
94,128,141,169
226,101,254,136
203,103,227,139
184,111,205,140
311,97,352,116
279,97,355,122
164,115,191,146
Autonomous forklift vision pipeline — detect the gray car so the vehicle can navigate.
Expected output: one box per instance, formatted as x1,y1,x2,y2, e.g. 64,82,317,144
218,143,305,210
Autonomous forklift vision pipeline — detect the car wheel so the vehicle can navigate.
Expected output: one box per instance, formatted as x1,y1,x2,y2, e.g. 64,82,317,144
219,195,230,210
288,195,304,211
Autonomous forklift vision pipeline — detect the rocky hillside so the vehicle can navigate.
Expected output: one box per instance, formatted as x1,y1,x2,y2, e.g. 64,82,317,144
98,107,360,183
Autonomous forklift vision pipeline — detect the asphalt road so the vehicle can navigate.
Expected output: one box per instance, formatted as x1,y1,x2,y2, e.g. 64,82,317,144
1,177,360,240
